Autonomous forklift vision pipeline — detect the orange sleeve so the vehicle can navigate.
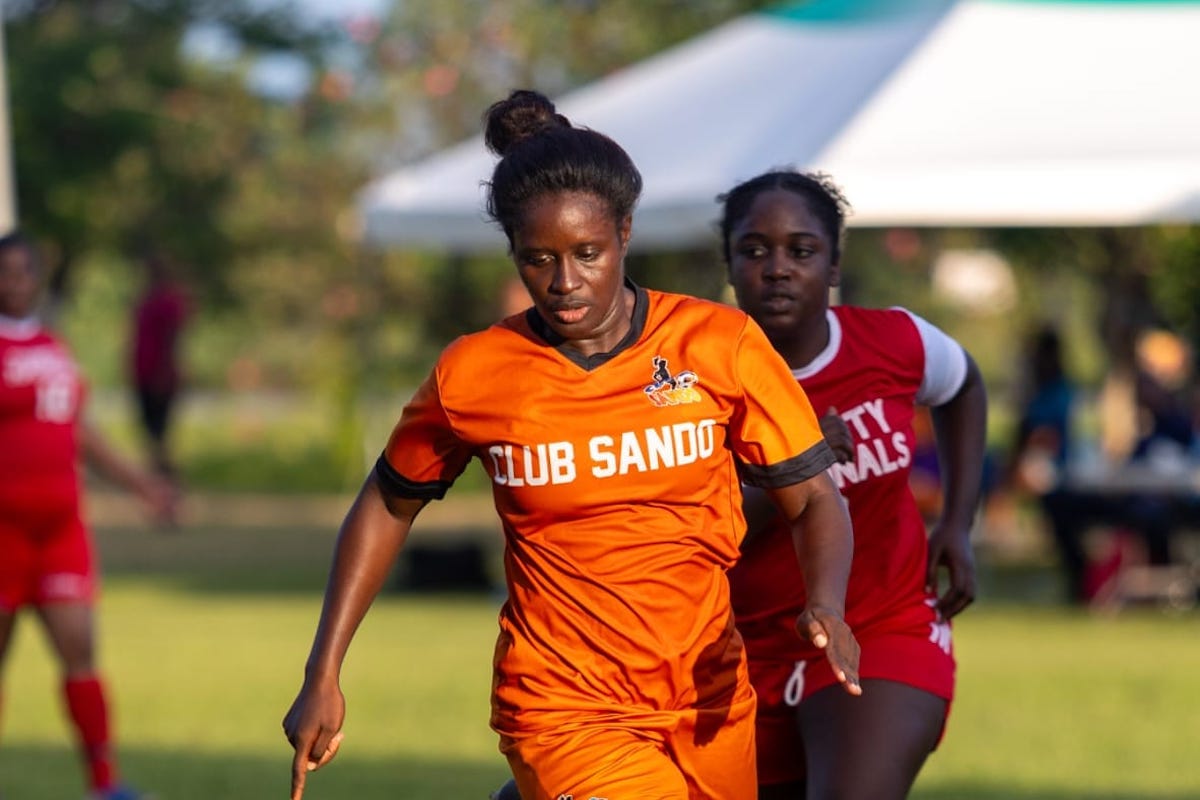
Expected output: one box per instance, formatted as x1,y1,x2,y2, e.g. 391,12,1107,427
374,367,473,500
727,317,835,488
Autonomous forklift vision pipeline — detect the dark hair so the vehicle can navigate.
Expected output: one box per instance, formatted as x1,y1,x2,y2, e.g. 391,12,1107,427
1030,325,1065,389
717,169,850,265
483,90,642,243
0,230,32,255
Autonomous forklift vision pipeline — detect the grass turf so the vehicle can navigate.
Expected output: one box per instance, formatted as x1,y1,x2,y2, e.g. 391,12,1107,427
1,515,1197,799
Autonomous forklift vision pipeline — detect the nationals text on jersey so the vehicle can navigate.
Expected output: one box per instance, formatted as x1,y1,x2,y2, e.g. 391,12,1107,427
487,419,718,486
826,398,912,489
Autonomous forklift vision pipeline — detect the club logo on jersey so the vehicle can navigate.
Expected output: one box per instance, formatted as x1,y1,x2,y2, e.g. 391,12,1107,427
643,355,701,407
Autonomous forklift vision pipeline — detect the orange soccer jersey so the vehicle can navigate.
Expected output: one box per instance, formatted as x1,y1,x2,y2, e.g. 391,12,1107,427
378,283,832,741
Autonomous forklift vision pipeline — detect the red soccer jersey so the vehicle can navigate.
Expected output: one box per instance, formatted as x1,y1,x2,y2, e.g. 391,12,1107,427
378,284,833,738
729,306,949,661
0,320,85,517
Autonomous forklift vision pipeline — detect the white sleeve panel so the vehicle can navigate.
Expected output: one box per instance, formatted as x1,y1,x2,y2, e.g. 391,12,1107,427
898,308,968,407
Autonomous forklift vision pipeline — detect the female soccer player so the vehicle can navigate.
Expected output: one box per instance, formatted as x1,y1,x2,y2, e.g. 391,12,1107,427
722,170,988,799
0,231,174,800
283,91,861,800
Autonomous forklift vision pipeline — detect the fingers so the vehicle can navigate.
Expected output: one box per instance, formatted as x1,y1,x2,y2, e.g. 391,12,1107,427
285,705,344,800
825,644,862,696
798,608,862,697
798,614,829,650
925,541,942,594
938,572,977,618
835,664,863,696
312,730,344,770
819,409,854,463
930,547,977,618
938,588,972,619
826,631,862,696
291,743,311,800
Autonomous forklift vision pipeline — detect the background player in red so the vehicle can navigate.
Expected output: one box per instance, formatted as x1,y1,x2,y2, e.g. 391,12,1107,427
0,231,176,800
721,170,988,800
284,91,861,800
128,248,191,481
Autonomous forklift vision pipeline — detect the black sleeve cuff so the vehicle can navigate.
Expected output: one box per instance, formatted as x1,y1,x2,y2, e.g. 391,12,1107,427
373,453,454,500
738,440,837,489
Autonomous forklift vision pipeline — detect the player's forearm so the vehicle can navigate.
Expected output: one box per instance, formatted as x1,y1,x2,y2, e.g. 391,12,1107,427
791,478,853,616
79,421,154,494
931,354,989,534
304,476,415,681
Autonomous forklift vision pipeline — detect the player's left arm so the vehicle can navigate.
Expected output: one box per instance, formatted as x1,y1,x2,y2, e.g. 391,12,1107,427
927,352,988,618
79,420,178,520
769,475,861,696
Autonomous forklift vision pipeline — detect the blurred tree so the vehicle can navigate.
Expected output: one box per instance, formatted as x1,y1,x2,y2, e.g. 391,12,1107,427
4,0,336,306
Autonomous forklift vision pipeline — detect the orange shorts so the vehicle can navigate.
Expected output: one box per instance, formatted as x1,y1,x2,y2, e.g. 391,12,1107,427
751,630,955,786
0,510,95,612
500,695,758,800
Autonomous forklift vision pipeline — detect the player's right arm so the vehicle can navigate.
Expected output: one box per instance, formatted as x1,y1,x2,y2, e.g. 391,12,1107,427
283,473,427,800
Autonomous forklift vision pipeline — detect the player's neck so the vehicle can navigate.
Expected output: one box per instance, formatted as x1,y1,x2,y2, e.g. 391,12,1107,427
773,314,830,371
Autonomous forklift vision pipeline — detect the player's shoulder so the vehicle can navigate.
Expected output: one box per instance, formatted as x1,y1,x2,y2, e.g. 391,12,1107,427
646,288,749,333
834,304,916,327
440,323,509,360
434,316,534,376
834,305,923,342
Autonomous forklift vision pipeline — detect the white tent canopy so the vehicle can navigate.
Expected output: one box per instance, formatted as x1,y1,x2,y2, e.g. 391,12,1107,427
358,0,1200,252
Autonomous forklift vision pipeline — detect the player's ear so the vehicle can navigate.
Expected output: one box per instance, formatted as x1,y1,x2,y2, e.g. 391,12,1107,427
617,215,632,253
829,260,841,288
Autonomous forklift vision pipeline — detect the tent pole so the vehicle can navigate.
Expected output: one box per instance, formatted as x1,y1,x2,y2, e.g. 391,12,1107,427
0,11,16,233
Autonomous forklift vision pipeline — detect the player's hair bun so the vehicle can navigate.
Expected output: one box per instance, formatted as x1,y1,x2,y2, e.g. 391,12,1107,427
483,90,571,157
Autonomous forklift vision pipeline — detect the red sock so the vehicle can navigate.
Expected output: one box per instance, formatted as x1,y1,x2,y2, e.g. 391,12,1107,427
63,674,117,792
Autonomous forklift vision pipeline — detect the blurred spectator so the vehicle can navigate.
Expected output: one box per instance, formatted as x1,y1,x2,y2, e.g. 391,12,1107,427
1011,326,1198,604
1121,368,1197,573
1008,326,1090,601
128,250,191,480
1010,327,1075,495
1132,368,1195,465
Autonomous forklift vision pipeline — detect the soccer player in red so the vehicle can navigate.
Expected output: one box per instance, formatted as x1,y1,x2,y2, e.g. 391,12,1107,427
721,170,989,800
284,91,862,800
0,231,175,800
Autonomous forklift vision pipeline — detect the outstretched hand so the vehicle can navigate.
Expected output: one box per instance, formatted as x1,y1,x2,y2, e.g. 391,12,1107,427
819,408,855,464
283,678,346,800
137,473,181,527
926,522,977,618
796,605,862,696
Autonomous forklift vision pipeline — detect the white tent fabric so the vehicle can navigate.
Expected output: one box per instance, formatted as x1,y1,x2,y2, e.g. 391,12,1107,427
358,0,1200,252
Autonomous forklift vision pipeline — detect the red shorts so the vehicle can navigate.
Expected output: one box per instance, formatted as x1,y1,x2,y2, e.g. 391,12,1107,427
0,508,95,612
750,623,955,786
500,693,758,800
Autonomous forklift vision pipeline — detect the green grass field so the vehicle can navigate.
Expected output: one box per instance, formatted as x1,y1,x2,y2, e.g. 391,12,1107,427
2,513,1198,799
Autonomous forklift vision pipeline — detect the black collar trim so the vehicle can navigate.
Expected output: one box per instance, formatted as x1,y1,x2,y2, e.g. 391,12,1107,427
524,277,648,371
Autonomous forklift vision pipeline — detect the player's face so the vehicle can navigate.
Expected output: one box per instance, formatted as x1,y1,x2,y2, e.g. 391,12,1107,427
727,189,839,343
0,245,39,319
511,190,633,356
